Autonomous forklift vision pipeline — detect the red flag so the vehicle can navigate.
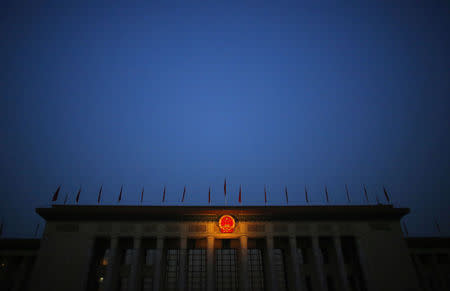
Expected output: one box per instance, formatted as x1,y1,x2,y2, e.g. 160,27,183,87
97,185,103,204
51,185,61,201
305,186,309,203
363,185,369,203
325,186,329,203
383,186,391,203
141,187,144,203
285,186,288,204
345,184,351,203
224,179,227,197
76,187,81,203
162,186,166,202
238,185,242,204
208,187,211,204
181,185,186,202
264,185,267,204
118,185,123,202
64,193,68,205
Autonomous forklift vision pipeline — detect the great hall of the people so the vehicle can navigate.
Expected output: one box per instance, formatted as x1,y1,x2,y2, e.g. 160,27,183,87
0,204,449,291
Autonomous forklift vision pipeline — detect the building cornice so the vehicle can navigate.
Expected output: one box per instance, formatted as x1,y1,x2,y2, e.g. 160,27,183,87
36,205,410,222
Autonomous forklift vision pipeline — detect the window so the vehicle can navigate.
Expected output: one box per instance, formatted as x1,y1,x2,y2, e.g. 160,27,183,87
164,249,180,291
141,249,156,291
187,249,206,291
273,249,288,291
142,277,153,291
248,249,264,291
146,249,156,266
216,249,239,291
297,248,309,264
321,248,329,264
124,249,133,265
102,249,110,266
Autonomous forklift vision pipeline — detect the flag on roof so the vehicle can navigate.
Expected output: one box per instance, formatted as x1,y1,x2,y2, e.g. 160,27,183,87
51,185,61,202
118,185,123,202
97,185,103,204
305,186,309,203
181,185,186,202
208,187,211,204
325,186,329,203
264,185,267,204
76,186,81,203
162,186,166,202
238,185,242,204
345,184,351,203
285,186,288,204
363,184,369,203
141,187,144,203
224,179,227,197
383,186,391,203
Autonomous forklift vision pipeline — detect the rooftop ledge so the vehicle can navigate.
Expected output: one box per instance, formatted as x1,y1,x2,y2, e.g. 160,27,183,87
36,204,410,221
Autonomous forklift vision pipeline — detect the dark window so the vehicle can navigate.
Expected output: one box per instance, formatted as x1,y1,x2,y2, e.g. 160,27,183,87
142,277,152,291
164,249,180,291
321,248,329,264
273,249,288,291
248,249,264,291
187,249,206,291
297,248,309,264
216,249,239,291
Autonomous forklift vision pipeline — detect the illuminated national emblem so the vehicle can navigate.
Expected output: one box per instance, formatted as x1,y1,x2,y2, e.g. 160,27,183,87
218,215,236,233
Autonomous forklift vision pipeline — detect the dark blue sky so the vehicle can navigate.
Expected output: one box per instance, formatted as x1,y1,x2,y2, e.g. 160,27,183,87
1,1,449,237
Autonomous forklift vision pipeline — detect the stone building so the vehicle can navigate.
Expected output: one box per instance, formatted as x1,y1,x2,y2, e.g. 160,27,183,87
0,204,449,291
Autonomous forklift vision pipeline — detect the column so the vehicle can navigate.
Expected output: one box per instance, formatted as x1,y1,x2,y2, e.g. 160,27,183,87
178,236,187,291
311,236,326,291
355,238,369,291
128,236,142,291
153,236,164,291
240,235,249,291
265,235,276,291
206,236,215,291
333,236,350,291
289,236,303,291
104,236,120,291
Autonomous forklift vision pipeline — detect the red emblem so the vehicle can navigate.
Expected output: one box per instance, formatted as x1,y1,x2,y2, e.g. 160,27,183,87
219,215,236,233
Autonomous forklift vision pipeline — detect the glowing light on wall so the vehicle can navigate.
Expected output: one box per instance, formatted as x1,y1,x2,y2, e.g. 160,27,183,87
219,215,236,233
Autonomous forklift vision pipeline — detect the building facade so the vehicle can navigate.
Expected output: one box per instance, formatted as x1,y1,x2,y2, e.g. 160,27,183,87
1,205,448,291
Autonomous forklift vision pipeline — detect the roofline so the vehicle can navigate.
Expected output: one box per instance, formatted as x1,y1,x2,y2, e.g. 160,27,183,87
36,205,410,221
0,239,41,250
405,237,450,249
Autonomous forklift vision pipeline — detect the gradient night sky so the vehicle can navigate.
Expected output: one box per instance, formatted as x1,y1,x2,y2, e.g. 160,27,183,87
1,1,449,238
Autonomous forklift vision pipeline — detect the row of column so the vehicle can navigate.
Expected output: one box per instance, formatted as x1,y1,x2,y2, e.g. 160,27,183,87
94,234,369,291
